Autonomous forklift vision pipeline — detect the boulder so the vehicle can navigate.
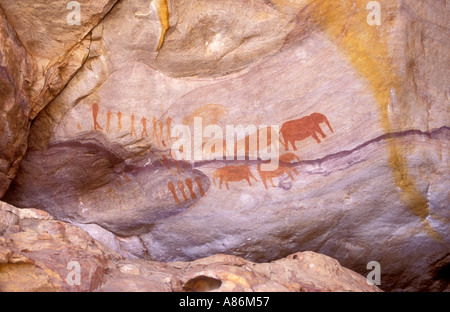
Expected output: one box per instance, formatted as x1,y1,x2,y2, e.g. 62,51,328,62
0,201,380,292
0,6,34,197
0,0,118,196
0,202,119,292
100,251,382,292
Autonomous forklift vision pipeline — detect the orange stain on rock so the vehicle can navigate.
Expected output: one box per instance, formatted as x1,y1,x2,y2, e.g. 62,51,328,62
274,0,441,239
155,0,169,50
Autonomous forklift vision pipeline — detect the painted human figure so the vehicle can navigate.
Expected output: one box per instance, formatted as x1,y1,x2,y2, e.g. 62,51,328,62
90,102,103,131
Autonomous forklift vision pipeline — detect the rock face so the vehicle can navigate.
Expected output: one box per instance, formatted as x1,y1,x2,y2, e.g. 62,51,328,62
0,6,34,198
101,251,382,292
0,201,380,292
0,202,119,291
0,0,449,291
0,0,117,197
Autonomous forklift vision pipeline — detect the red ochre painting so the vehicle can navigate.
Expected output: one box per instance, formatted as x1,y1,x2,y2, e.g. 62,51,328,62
280,112,334,150
87,103,172,148
211,152,303,191
213,165,258,190
167,177,207,204
209,112,333,191
88,104,334,196
157,152,207,204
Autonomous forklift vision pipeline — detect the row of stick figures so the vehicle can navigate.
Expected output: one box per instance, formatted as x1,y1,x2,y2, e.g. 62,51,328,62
90,103,172,145
168,177,206,205
156,149,207,204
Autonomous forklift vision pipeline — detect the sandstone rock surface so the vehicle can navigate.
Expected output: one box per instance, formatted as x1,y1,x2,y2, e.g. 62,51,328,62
0,202,119,291
0,0,118,197
101,251,382,292
0,0,449,291
0,201,380,292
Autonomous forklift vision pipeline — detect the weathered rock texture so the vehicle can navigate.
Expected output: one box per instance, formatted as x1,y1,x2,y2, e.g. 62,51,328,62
0,201,380,292
0,202,119,291
0,6,34,198
101,251,382,292
0,0,118,197
0,0,449,291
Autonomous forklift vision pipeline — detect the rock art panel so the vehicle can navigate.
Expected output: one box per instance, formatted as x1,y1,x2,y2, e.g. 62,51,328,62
4,132,211,236
2,0,449,292
258,161,299,190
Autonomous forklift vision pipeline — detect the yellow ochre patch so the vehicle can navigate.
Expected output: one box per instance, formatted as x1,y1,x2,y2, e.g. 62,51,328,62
155,0,170,50
274,0,441,240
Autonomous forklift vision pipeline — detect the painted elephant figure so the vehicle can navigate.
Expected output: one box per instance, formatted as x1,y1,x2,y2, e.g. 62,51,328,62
279,153,302,175
280,113,334,151
213,165,257,190
257,162,299,190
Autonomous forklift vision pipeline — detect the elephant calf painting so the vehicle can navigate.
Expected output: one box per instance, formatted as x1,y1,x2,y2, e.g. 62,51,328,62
258,162,299,190
280,113,334,150
213,165,258,190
